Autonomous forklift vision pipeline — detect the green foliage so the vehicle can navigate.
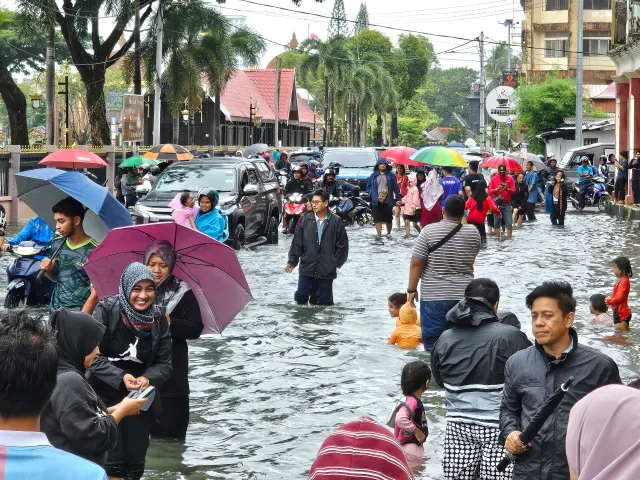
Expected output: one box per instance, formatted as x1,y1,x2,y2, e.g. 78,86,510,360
397,117,428,146
348,29,392,57
328,0,350,37
446,119,469,143
515,77,577,137
354,3,369,34
422,67,478,119
485,42,521,84
396,34,435,101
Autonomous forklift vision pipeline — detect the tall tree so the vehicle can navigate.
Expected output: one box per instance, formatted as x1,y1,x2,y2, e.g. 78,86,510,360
328,0,350,38
422,67,478,119
485,42,521,86
354,3,369,34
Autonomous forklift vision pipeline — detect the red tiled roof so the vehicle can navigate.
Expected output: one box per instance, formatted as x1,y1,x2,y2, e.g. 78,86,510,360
219,70,275,121
244,69,295,122
592,82,616,100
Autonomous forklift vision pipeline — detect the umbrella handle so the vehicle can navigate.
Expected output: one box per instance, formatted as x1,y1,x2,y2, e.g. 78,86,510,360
496,452,515,472
36,237,67,282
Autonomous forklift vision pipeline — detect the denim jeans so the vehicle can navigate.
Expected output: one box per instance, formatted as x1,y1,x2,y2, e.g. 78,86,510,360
420,299,459,351
295,275,334,306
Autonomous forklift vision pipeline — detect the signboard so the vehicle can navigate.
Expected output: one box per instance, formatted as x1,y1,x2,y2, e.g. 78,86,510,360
486,86,517,123
122,94,144,142
502,72,519,88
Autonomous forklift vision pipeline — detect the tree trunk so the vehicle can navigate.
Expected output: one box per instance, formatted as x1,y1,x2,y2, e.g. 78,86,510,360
390,113,399,146
329,88,335,147
134,0,142,95
356,106,361,147
214,92,222,148
374,114,382,146
0,60,29,146
85,77,110,145
46,21,55,145
323,76,328,147
173,115,179,144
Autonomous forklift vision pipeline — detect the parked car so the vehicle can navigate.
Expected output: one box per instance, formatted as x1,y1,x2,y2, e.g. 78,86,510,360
129,157,283,249
324,147,378,200
558,143,615,184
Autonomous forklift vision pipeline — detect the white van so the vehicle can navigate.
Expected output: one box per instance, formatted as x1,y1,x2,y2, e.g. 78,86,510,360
558,143,615,183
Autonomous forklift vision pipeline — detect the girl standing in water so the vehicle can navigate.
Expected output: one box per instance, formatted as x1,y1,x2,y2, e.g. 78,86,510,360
606,257,632,331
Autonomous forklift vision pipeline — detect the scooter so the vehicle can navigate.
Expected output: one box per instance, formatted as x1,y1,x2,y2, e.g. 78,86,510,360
570,176,610,212
329,194,373,226
283,193,307,233
5,241,53,308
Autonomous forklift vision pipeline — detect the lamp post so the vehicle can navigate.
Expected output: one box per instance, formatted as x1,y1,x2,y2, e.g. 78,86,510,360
181,108,189,146
249,95,255,145
313,111,316,147
58,61,70,147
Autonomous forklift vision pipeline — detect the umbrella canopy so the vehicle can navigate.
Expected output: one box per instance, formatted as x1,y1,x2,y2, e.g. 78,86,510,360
378,147,421,167
84,223,252,334
142,144,193,162
15,168,132,242
39,148,108,169
481,154,524,173
410,146,468,167
119,155,159,169
506,152,546,172
497,377,574,472
243,143,269,158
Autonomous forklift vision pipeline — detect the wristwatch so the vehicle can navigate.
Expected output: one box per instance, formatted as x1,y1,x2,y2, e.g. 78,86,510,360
406,288,417,294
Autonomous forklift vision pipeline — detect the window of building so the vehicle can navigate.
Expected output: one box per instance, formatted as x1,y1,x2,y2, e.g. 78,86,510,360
545,40,569,57
546,0,568,10
584,138,598,145
583,31,611,56
584,0,611,9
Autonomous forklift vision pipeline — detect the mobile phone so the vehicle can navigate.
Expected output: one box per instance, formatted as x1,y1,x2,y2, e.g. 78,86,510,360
127,386,156,412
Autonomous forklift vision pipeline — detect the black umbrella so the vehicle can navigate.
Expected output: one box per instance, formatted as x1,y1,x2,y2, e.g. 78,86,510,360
243,143,268,158
496,376,574,472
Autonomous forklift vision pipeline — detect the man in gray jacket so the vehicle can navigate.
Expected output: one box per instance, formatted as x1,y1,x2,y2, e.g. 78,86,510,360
432,278,531,479
500,281,621,480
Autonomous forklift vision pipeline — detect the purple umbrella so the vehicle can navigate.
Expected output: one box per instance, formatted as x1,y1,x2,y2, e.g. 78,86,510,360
84,223,252,334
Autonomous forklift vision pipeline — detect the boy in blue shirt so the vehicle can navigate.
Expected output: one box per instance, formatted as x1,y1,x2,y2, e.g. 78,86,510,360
439,167,463,208
0,310,106,480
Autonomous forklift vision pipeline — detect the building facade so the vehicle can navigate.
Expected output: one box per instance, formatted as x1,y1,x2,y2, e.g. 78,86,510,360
521,0,616,83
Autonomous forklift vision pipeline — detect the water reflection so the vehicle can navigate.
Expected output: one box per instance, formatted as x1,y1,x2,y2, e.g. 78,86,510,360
2,210,639,479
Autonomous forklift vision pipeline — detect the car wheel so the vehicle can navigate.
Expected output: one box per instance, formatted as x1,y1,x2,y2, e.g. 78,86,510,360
232,224,246,250
4,289,23,309
266,216,279,245
598,196,607,212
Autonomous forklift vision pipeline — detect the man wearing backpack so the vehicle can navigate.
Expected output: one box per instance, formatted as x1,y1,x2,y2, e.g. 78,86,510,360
431,278,531,479
407,195,481,351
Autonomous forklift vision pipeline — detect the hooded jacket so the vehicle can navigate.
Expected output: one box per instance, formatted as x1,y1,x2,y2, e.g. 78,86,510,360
500,328,621,480
431,297,531,428
287,212,348,280
321,178,343,198
401,176,420,216
388,303,422,349
9,216,54,246
366,159,402,207
41,310,118,466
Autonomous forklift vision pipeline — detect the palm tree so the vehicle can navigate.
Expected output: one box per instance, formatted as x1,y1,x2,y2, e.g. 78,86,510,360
131,0,265,144
300,35,350,146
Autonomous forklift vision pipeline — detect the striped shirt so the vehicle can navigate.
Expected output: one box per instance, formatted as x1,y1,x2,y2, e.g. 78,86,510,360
412,219,481,301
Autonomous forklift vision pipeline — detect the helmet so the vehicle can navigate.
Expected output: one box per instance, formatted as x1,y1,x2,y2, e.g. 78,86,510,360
580,156,589,163
299,162,308,170
150,165,160,174
139,163,151,172
292,165,303,174
324,168,336,177
262,153,271,160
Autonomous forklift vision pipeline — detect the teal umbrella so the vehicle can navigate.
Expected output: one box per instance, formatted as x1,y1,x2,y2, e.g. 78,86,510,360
119,156,158,168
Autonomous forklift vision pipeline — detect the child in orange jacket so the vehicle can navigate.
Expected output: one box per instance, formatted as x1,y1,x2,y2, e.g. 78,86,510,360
388,303,422,349
606,256,632,331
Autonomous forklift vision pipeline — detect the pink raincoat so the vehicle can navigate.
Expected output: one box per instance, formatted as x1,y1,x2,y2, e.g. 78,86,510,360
168,193,198,229
401,175,421,216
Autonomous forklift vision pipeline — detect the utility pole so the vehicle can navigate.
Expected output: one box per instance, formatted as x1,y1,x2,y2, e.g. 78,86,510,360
153,1,164,145
575,0,584,148
479,32,486,150
58,61,70,147
499,19,514,72
249,96,255,145
46,20,55,145
134,0,141,95
274,58,280,148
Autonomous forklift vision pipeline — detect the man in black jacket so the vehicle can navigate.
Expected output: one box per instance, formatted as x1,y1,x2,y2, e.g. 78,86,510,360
285,190,349,306
432,279,531,480
500,281,621,480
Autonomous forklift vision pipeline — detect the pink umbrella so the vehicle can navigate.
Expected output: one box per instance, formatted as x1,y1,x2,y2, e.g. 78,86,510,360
379,146,421,167
84,223,252,334
39,148,108,169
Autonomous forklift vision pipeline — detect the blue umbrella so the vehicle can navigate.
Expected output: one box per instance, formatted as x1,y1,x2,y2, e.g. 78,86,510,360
15,168,132,242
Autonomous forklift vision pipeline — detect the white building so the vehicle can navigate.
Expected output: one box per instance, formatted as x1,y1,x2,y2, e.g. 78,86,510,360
538,117,615,159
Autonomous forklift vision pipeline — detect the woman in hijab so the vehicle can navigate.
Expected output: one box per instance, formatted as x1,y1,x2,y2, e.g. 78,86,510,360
89,263,172,480
567,384,640,480
419,169,444,228
41,310,147,467
168,190,198,229
194,187,229,242
144,240,204,440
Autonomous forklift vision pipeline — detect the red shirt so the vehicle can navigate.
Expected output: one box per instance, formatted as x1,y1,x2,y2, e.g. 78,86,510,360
488,174,516,203
397,174,409,197
606,276,631,321
465,196,501,223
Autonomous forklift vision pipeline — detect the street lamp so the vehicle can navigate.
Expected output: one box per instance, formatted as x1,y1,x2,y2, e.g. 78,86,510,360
30,93,43,110
181,109,189,123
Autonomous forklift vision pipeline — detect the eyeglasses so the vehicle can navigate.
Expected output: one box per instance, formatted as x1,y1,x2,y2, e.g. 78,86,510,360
311,200,325,205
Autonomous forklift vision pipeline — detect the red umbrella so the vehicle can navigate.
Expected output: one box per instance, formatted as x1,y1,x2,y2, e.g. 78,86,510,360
379,147,421,167
39,148,108,169
480,154,524,173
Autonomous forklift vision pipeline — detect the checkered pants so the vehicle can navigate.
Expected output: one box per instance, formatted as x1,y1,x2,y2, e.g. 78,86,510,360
443,421,513,480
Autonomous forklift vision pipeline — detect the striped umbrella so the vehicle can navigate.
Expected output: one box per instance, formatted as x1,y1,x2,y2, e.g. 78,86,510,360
410,146,468,167
142,144,193,162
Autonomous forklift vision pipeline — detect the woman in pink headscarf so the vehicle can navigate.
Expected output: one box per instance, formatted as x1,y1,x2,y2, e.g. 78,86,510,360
566,384,640,480
168,191,198,229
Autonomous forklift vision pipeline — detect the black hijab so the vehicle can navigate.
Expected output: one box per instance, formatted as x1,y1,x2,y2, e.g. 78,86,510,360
50,309,106,375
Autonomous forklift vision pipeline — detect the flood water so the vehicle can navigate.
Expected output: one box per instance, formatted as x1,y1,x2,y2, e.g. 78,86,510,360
3,207,640,479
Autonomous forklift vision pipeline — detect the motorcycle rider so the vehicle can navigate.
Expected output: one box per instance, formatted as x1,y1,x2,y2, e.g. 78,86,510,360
139,163,157,187
276,152,290,172
283,167,313,233
1,216,53,260
321,168,344,200
577,156,593,208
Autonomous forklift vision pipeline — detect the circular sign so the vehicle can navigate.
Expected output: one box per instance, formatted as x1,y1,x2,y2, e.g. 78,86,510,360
486,86,517,123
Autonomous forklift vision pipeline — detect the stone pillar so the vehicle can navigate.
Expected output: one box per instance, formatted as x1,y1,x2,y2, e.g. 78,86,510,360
8,146,20,224
616,82,630,155
105,145,116,192
631,77,640,153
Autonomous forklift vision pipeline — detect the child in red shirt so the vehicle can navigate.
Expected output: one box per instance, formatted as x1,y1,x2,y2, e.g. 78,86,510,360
606,256,632,330
465,180,501,244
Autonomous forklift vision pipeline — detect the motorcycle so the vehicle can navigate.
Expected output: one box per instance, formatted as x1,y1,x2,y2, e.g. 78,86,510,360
283,193,307,233
329,194,373,226
4,242,53,308
570,176,610,212
275,169,289,189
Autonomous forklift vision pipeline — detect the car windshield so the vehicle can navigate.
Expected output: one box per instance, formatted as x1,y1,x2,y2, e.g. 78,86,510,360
154,166,236,192
324,150,377,168
290,153,314,164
